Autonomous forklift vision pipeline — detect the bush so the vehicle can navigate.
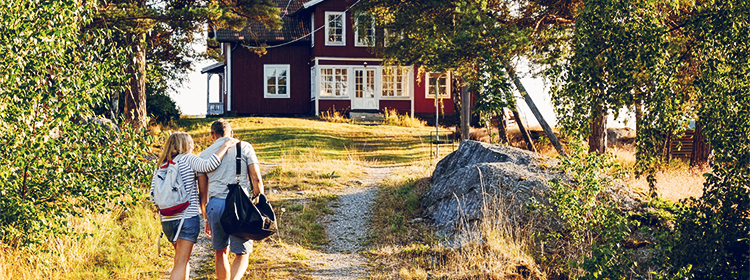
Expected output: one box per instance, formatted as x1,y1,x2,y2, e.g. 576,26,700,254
0,1,155,247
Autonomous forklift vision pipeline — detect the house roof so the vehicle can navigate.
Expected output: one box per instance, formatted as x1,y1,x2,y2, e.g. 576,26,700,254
302,0,325,9
215,0,311,44
201,63,225,74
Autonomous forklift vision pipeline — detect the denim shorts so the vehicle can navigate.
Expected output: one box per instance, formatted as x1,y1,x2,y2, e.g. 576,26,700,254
161,214,201,243
207,197,253,254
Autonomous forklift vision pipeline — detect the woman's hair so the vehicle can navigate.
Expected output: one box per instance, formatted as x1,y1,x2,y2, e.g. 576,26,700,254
157,132,194,165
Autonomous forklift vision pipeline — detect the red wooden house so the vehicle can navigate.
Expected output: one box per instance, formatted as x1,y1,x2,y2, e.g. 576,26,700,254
204,0,455,118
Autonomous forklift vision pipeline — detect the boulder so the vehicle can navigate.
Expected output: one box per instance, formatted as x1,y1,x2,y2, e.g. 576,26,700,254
423,140,643,239
423,140,565,237
607,127,636,146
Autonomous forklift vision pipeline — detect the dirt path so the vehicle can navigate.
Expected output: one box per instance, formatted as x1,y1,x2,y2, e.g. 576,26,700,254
304,165,401,279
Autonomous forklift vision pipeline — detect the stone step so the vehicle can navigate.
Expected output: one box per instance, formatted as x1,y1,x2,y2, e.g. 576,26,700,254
350,112,385,123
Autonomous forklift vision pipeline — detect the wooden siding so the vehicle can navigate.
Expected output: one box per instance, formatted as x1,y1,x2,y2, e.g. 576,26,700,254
379,100,410,113
319,100,351,114
311,1,381,58
413,78,456,114
230,43,311,115
670,130,695,160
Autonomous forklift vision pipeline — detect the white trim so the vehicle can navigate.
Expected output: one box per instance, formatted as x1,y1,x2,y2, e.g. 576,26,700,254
314,58,320,116
227,43,232,111
263,64,291,99
354,13,375,47
324,12,346,46
316,57,383,62
425,71,451,99
311,13,315,48
201,63,224,74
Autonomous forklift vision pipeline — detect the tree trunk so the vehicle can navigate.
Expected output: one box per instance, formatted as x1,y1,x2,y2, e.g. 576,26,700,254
511,107,537,153
690,120,711,167
589,105,607,154
461,82,471,140
635,98,643,163
504,62,566,157
497,108,508,144
124,39,148,129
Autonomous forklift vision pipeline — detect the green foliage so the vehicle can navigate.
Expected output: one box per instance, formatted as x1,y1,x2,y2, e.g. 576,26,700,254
358,0,576,124
146,90,181,124
0,1,154,247
539,141,635,279
659,2,750,278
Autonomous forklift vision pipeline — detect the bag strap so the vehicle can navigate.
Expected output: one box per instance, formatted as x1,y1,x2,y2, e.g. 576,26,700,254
235,142,241,184
233,141,257,199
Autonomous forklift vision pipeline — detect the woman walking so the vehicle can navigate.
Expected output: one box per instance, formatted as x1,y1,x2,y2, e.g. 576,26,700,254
151,132,239,280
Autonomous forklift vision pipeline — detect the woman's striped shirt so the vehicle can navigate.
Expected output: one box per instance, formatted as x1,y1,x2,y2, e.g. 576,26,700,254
151,153,221,221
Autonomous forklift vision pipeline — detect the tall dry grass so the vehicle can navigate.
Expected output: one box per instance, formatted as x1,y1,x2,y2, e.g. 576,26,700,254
610,144,706,202
319,107,351,124
383,108,427,128
0,200,171,280
366,162,544,279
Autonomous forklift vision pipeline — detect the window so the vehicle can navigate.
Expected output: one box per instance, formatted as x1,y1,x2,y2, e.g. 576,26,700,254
311,13,315,47
426,72,450,98
320,68,348,97
355,69,375,98
382,67,410,97
384,29,403,47
354,13,374,47
264,65,290,98
325,12,345,46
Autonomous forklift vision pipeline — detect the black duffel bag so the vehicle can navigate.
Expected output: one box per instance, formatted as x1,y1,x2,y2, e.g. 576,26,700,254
219,143,277,241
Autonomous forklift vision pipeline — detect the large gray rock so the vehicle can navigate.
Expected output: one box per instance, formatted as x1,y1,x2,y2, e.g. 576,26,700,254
423,140,566,237
423,140,643,240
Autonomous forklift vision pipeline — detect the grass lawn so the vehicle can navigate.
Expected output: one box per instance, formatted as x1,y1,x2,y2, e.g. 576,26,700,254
177,117,457,163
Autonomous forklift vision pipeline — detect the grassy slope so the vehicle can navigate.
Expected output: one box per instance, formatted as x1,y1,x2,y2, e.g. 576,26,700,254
178,117,454,163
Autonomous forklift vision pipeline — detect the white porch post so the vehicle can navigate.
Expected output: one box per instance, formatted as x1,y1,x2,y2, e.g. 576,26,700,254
410,66,415,118
226,43,232,112
314,58,320,117
206,73,212,110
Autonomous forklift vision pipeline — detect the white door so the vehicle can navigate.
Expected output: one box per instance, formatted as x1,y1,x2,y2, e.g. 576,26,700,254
351,68,378,110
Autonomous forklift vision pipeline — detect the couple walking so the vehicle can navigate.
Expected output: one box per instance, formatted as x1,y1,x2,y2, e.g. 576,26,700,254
151,119,263,280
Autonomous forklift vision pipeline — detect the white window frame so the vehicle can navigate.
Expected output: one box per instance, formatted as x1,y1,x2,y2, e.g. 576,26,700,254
311,13,315,48
319,67,350,98
425,72,451,99
325,12,346,46
381,66,411,99
264,64,291,99
354,13,375,47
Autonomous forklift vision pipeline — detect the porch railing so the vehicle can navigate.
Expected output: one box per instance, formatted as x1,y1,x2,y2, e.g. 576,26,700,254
207,102,224,115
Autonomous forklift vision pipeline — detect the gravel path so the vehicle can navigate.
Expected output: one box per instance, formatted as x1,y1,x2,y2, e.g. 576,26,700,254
161,164,402,279
305,165,401,280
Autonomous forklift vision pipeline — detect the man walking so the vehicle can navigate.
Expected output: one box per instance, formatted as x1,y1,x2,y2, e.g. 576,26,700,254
197,119,264,280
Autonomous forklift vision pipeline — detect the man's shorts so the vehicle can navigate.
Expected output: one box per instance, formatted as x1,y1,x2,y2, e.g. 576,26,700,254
161,214,201,243
207,197,253,254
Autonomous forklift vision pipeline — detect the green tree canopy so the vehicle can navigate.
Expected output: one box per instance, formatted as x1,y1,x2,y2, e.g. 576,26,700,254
0,0,154,247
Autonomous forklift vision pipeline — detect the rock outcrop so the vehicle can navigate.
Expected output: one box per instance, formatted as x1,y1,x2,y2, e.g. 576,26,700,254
422,140,642,239
423,141,565,237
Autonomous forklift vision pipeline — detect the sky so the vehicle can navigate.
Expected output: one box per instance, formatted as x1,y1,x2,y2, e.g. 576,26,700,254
171,37,633,128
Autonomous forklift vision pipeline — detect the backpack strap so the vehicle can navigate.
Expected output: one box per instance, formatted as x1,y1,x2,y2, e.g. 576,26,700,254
235,142,241,184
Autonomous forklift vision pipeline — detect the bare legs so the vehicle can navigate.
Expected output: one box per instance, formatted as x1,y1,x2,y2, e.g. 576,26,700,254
215,247,250,280
170,238,194,280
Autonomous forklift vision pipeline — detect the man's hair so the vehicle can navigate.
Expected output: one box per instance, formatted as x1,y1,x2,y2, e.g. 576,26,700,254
211,119,232,137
